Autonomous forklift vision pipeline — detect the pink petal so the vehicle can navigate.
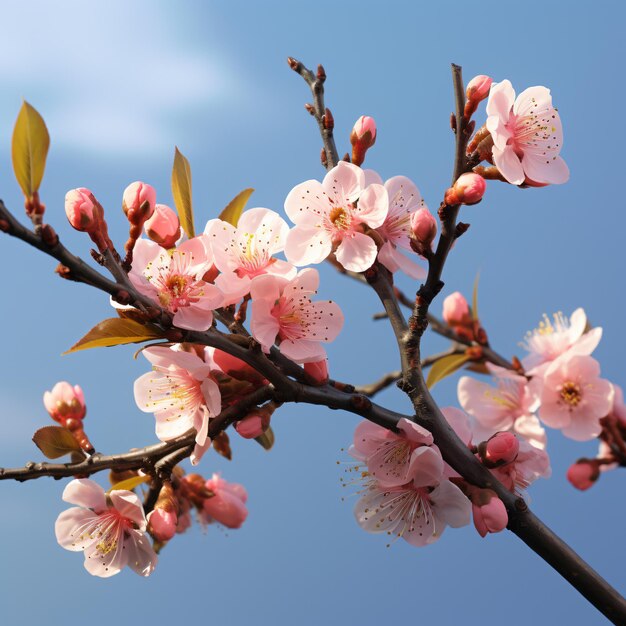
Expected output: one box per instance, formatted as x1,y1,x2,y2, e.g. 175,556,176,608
55,508,100,551
125,529,158,576
322,161,365,205
441,407,473,446
284,179,328,226
486,80,516,120
523,153,569,185
109,491,147,530
62,479,107,511
284,225,333,266
513,86,552,117
250,299,281,352
363,169,383,185
354,183,388,229
409,446,445,488
172,306,213,331
83,528,128,577
457,377,513,431
279,339,326,363
429,479,472,528
201,378,222,417
397,418,433,445
493,145,524,185
378,242,426,279
334,232,377,272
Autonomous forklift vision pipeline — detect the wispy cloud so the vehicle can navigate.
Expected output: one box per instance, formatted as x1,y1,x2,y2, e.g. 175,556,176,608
0,1,241,156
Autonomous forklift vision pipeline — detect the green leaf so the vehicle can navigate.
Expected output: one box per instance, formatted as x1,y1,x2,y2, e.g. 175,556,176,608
33,426,82,459
109,474,151,493
63,318,165,354
472,272,480,321
254,426,275,451
426,353,470,389
12,100,50,199
171,146,194,237
218,188,254,226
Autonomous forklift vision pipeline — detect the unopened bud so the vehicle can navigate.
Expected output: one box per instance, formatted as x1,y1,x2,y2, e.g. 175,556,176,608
410,207,437,252
235,414,266,439
350,116,377,166
148,482,179,542
43,381,86,423
464,75,493,120
65,188,98,232
442,292,470,326
482,432,519,466
304,359,329,385
144,204,181,248
452,173,486,205
122,181,156,220
472,489,508,537
567,460,600,491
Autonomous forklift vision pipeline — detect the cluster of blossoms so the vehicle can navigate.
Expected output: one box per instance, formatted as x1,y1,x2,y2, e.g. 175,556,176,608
446,291,622,490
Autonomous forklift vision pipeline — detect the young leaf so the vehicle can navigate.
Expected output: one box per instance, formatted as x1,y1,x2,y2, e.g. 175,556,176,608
254,426,275,451
426,353,470,389
109,474,151,493
12,101,50,199
171,146,195,237
472,272,480,321
33,426,82,459
218,188,254,226
63,318,165,354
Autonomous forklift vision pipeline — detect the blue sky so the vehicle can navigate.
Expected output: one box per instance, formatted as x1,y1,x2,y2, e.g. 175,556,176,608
0,1,624,624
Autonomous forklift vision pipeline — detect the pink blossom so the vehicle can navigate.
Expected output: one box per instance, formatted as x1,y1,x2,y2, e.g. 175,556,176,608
350,418,439,487
466,75,493,105
144,203,181,249
458,365,546,449
491,437,551,493
350,115,377,145
134,346,221,465
204,208,296,305
539,354,613,441
472,491,507,537
442,292,470,326
147,509,178,542
43,381,86,423
235,414,266,439
449,173,486,205
486,80,569,185
410,207,437,252
201,474,248,529
55,479,157,577
483,432,519,465
250,268,344,363
521,308,602,375
354,473,471,547
284,162,388,272
128,237,223,331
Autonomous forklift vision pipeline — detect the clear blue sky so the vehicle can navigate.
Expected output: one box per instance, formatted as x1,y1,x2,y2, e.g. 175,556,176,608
0,1,624,624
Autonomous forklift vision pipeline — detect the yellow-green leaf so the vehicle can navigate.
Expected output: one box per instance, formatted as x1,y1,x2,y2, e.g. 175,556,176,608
63,318,165,354
218,188,254,226
472,272,480,321
426,353,470,389
33,426,82,459
109,474,151,493
171,146,194,237
254,426,275,451
12,101,50,199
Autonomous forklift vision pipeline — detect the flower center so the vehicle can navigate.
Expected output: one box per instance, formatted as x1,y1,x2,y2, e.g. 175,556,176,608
329,206,351,231
560,381,582,407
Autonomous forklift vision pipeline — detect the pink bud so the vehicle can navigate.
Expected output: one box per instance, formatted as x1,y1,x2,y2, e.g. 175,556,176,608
466,75,493,104
350,116,377,146
235,414,266,439
122,181,156,219
203,475,248,529
472,492,508,537
65,188,98,232
442,292,470,326
147,508,178,542
144,203,181,248
452,173,486,205
43,381,86,423
350,116,377,166
304,359,329,385
410,207,437,250
567,460,599,491
484,432,519,465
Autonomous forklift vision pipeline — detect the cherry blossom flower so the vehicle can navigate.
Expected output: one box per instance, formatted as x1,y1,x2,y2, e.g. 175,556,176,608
490,437,551,493
43,381,86,423
350,418,440,487
249,268,344,363
458,365,546,449
364,170,427,279
200,474,249,529
354,471,471,547
128,237,222,331
134,346,221,465
521,308,602,376
486,80,569,185
55,479,157,577
284,162,388,272
539,354,613,441
204,208,296,305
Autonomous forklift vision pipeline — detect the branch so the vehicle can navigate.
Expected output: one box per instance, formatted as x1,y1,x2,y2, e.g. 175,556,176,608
287,57,339,169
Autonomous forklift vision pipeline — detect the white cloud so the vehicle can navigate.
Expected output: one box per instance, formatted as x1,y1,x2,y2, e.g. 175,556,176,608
0,1,241,156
